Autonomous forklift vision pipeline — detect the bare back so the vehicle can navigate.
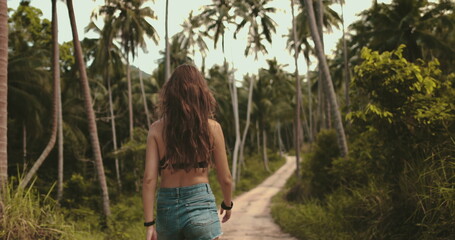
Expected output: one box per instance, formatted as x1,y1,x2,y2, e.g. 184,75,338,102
151,119,223,188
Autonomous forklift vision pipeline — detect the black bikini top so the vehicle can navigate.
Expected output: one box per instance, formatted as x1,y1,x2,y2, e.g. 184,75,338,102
159,156,208,173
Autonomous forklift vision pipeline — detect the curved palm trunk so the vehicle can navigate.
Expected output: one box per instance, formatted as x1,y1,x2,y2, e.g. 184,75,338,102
291,0,302,177
139,70,151,127
21,0,60,188
237,76,254,183
0,0,8,186
303,0,348,157
164,0,170,82
67,0,111,216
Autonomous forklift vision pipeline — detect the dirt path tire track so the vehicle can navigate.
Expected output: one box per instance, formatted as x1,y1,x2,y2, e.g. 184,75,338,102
220,156,298,240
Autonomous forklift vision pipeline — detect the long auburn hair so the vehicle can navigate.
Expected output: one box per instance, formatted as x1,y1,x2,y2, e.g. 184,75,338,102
158,64,217,171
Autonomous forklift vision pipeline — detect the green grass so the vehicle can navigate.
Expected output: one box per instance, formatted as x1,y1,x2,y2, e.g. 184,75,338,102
271,175,352,240
0,180,75,240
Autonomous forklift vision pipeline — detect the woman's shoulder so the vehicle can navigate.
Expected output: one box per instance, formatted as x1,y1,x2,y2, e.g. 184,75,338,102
208,119,223,137
208,119,221,129
149,119,164,137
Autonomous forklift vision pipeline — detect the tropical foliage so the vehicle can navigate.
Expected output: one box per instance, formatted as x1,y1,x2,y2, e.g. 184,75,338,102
1,0,454,239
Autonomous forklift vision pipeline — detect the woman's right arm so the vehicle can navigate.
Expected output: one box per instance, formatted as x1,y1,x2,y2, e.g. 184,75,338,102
142,124,159,239
212,121,233,223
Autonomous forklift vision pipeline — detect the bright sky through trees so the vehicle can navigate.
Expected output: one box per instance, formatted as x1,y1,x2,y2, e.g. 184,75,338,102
7,0,391,78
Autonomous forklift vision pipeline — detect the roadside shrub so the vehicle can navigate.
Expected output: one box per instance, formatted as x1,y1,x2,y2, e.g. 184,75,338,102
274,46,455,240
300,129,340,199
272,189,351,240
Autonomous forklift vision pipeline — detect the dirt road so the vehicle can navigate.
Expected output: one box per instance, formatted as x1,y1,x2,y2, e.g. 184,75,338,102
220,156,298,240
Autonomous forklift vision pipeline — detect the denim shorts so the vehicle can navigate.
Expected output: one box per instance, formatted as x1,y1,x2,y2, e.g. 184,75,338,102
156,183,222,240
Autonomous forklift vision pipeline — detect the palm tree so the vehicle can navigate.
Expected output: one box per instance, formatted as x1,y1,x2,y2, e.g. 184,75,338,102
206,63,236,142
86,15,126,191
350,0,455,63
200,0,234,52
50,0,64,202
175,11,209,69
139,70,151,127
338,0,350,111
20,1,60,188
8,3,53,179
66,0,111,217
236,73,254,182
303,0,348,157
233,0,277,58
291,0,302,178
165,0,170,82
0,0,8,186
230,0,277,184
99,0,159,139
296,0,340,132
154,35,192,88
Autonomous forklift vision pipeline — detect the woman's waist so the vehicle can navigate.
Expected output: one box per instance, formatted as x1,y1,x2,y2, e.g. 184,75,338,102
160,170,209,187
157,182,214,201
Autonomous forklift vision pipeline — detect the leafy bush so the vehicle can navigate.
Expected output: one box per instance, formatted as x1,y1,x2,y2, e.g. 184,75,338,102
287,129,341,201
274,46,455,239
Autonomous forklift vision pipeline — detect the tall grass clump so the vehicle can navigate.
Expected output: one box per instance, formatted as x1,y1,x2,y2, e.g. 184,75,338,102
0,180,75,240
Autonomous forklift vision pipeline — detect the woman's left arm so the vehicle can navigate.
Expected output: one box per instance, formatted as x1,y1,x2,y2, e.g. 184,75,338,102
142,125,159,238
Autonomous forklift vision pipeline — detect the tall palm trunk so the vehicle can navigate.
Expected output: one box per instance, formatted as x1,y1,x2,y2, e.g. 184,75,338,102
316,0,327,130
237,76,254,183
306,59,314,142
54,0,64,201
139,71,151,127
20,0,60,188
262,127,270,172
164,0,170,82
0,0,8,186
325,94,332,128
57,79,63,201
106,63,121,191
291,0,302,177
127,58,133,139
256,120,260,155
340,0,350,111
277,121,284,154
67,0,111,216
22,124,26,168
300,100,310,141
303,0,348,157
229,77,241,190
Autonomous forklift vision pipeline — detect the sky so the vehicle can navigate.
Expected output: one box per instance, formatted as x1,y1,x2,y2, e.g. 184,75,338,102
7,0,392,79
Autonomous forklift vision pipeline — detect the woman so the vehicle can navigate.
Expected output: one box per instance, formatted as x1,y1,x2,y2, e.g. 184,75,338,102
142,64,233,240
